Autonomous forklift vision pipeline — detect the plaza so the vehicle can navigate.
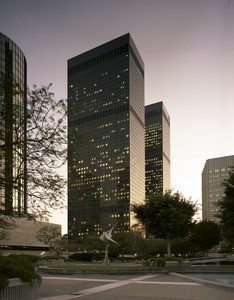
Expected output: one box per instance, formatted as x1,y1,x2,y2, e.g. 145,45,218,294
38,273,234,300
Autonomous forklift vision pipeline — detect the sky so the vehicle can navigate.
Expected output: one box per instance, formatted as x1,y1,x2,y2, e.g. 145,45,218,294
1,0,233,234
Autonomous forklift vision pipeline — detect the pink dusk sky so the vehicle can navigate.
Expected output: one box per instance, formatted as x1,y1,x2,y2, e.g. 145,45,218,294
1,0,233,233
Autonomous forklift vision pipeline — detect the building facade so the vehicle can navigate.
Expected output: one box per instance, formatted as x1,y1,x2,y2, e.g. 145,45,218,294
0,33,27,215
0,217,61,255
202,155,234,222
145,102,170,195
68,33,145,240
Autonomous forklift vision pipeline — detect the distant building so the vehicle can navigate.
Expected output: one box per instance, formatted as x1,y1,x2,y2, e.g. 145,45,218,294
202,155,234,222
67,33,145,240
0,218,61,255
145,102,170,195
0,33,27,215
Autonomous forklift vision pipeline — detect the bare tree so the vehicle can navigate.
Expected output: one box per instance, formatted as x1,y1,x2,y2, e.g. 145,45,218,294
36,225,61,256
0,78,81,218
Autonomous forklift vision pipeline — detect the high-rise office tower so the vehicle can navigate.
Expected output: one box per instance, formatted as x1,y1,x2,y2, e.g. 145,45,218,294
202,155,234,222
68,33,145,240
145,102,170,195
0,33,27,215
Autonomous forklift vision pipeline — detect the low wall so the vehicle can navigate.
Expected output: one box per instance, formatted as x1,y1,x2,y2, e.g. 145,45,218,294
0,278,38,300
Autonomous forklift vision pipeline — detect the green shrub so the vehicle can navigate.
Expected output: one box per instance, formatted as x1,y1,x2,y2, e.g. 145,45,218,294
108,250,119,261
91,253,104,262
0,256,41,291
39,255,62,261
69,252,93,261
9,254,39,264
156,257,166,267
136,254,154,261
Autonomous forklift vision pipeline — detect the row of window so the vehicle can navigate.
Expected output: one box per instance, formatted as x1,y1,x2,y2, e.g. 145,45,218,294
68,104,129,127
68,44,129,76
72,204,130,215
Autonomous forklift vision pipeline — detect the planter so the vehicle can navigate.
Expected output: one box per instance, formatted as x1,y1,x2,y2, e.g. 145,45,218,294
0,278,38,300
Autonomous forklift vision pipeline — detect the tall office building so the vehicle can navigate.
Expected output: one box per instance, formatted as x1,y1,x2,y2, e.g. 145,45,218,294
202,155,234,222
0,33,27,215
145,102,170,195
68,33,145,240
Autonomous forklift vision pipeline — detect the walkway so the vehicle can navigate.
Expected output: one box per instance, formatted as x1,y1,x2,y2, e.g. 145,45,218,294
38,273,234,300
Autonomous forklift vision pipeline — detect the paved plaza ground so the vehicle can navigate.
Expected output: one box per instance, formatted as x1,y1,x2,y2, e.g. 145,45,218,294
38,273,234,300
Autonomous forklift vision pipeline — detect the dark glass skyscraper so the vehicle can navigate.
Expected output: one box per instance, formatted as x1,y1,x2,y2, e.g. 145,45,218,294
68,33,145,240
0,33,27,215
145,101,170,195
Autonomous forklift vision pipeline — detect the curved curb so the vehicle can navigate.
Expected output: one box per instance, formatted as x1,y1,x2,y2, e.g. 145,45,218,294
38,266,169,275
171,272,234,292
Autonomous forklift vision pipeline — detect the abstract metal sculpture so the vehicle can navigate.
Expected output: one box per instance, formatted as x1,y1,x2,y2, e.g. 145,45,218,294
100,222,118,266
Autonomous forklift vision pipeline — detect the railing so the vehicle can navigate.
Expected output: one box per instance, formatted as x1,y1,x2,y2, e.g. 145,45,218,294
0,278,38,300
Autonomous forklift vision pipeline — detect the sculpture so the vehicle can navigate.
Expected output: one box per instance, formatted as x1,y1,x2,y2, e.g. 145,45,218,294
100,222,118,266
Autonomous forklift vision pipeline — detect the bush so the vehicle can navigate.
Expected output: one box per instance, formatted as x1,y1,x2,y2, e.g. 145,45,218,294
108,250,119,261
0,255,41,291
137,254,154,261
39,255,63,261
9,254,39,264
156,257,166,267
69,252,93,262
91,253,104,262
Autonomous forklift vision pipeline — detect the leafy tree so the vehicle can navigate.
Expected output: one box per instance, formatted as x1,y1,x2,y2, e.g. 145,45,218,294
189,220,221,254
113,232,139,258
78,235,105,253
54,234,79,258
132,190,196,256
217,167,234,246
144,238,167,256
36,225,61,256
171,237,194,257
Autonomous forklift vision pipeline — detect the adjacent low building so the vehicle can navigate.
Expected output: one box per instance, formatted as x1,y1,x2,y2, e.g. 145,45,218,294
0,217,61,255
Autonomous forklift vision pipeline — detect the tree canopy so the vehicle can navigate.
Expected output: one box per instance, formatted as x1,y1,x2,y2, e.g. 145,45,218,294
218,167,234,245
190,220,221,253
132,190,196,256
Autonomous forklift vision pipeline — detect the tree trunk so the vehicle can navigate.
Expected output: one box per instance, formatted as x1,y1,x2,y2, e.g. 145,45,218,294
166,238,171,257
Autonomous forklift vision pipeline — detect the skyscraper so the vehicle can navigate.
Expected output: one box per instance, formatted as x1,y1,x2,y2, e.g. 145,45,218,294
145,102,170,195
0,33,27,215
202,155,234,222
68,33,145,240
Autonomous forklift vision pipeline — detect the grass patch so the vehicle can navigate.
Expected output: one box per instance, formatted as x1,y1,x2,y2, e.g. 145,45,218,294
44,262,234,271
48,263,146,270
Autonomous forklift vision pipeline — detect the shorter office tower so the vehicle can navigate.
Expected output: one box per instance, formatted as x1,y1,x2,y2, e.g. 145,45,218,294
145,101,170,195
202,155,234,222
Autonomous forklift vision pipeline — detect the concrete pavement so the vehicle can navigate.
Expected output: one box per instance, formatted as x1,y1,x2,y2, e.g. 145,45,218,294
38,273,234,300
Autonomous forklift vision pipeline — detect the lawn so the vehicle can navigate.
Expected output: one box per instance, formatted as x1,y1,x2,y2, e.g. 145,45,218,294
43,262,234,272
